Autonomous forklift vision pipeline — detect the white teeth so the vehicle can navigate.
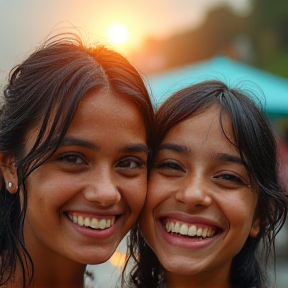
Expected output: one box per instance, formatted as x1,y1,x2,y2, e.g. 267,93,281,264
91,218,99,229
165,222,170,232
166,221,173,232
78,216,84,226
207,228,211,237
84,217,90,227
174,223,180,233
165,220,216,239
179,224,188,235
69,214,113,230
202,227,208,238
99,219,106,229
188,225,197,236
196,227,203,237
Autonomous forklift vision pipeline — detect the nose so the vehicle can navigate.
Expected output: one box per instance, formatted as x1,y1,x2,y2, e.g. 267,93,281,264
175,173,212,207
83,169,121,207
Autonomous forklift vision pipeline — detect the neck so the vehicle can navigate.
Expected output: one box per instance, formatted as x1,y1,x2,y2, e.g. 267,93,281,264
31,255,86,288
165,270,231,288
8,247,86,288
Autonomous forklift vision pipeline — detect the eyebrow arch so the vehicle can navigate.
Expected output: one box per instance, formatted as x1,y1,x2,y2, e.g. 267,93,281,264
119,144,150,154
157,143,190,155
59,137,99,151
59,136,149,154
215,152,246,166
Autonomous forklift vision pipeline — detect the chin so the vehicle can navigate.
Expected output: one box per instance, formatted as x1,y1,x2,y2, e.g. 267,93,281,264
165,265,194,275
71,250,114,265
160,256,204,276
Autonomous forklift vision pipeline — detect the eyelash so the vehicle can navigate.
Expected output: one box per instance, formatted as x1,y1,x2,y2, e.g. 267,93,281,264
57,153,86,165
213,173,250,188
154,161,249,187
57,154,146,170
215,174,244,184
116,157,146,169
154,161,185,172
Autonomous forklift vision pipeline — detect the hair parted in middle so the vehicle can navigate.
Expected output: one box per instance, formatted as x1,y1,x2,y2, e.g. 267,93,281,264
0,32,155,287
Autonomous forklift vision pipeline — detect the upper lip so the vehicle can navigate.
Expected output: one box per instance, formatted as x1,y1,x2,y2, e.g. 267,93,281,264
64,207,124,217
156,212,225,230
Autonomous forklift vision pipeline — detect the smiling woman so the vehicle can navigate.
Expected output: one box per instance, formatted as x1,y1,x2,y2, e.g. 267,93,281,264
124,80,288,288
0,32,154,288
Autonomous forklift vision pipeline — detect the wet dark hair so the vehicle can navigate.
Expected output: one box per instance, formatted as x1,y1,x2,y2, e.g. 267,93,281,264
0,33,154,287
124,80,288,288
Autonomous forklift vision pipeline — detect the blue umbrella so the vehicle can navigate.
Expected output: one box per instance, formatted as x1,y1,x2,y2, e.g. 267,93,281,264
149,56,288,117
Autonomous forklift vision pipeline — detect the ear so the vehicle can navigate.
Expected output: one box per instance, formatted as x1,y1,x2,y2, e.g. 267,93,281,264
0,153,18,194
250,218,260,238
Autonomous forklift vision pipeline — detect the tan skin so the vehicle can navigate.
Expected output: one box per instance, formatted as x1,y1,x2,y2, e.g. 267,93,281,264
1,89,148,288
140,105,260,288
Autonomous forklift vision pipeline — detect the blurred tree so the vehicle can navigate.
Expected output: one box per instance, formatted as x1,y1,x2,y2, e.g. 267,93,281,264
130,1,288,78
163,6,250,68
249,0,288,77
131,5,251,73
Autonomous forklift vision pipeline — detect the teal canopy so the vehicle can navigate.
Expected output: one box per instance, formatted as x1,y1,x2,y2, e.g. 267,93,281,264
149,56,288,118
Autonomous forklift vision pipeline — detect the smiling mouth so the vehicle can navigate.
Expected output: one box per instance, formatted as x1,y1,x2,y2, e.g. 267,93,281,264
162,218,219,240
67,213,116,230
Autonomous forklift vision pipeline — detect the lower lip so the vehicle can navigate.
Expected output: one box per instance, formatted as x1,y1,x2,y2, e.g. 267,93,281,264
158,221,219,250
67,217,118,240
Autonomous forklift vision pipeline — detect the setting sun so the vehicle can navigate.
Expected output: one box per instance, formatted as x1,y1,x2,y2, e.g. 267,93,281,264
107,23,129,45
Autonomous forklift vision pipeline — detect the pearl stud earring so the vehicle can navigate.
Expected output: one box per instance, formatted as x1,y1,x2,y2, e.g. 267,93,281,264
8,182,13,188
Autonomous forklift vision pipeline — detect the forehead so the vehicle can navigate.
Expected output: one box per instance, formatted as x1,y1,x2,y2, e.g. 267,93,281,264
74,89,147,135
169,105,233,138
24,88,146,154
79,88,142,116
161,105,238,156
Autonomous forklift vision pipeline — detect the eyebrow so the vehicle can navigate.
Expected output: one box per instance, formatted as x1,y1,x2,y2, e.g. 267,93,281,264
157,143,190,155
157,144,246,166
59,137,99,151
59,136,149,154
118,144,150,154
214,152,246,166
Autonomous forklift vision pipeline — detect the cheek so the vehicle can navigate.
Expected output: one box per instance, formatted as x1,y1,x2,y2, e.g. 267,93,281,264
223,193,258,229
121,175,148,214
25,171,78,209
138,201,156,251
146,173,170,207
138,177,163,240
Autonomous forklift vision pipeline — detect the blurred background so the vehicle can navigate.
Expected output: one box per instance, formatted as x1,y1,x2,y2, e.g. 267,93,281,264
0,0,287,287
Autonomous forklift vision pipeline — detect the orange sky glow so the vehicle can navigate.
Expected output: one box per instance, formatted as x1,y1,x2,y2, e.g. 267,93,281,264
0,0,251,75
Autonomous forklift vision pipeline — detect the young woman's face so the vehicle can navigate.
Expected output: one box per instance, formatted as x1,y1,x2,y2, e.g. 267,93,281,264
23,89,148,264
139,105,260,285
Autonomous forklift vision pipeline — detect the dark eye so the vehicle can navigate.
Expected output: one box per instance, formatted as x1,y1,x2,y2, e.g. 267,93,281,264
116,157,146,169
153,161,186,177
154,161,185,171
219,174,242,182
57,154,86,165
213,173,250,188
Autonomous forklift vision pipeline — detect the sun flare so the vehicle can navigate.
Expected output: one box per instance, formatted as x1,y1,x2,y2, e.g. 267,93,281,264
109,251,127,267
107,23,129,45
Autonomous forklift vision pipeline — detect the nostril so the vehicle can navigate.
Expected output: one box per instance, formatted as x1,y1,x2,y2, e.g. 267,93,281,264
89,190,121,207
175,188,212,207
